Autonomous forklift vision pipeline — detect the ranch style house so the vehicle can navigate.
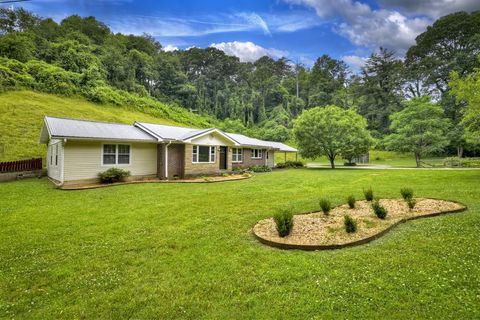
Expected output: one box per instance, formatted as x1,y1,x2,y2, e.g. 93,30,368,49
39,116,297,185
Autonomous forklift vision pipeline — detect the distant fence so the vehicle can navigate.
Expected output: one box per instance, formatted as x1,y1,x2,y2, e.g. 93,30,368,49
0,158,42,173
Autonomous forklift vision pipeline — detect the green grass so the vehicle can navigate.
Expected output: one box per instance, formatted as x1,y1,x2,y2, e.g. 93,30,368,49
0,90,211,162
1,169,479,319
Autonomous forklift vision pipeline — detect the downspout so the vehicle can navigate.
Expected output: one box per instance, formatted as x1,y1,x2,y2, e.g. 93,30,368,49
164,141,171,180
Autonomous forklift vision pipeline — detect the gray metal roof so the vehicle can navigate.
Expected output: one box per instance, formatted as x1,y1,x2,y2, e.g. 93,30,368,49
134,122,211,141
39,116,297,152
40,116,157,143
225,132,297,152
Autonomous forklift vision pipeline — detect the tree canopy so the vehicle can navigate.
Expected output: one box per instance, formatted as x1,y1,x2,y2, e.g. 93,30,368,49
384,97,451,167
293,106,372,168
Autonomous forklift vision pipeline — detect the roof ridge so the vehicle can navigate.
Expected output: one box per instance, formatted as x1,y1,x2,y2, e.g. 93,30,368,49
135,121,202,131
45,116,136,127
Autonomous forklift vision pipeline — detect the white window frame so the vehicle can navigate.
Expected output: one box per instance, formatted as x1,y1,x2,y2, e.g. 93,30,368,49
232,148,243,163
192,145,216,164
251,149,263,159
101,143,132,166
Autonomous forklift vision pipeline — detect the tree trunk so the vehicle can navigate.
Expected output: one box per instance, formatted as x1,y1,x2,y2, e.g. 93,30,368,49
415,152,421,168
329,157,335,169
457,146,464,158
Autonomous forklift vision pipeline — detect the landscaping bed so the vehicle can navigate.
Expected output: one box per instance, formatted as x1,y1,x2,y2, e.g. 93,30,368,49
253,198,466,250
61,173,251,190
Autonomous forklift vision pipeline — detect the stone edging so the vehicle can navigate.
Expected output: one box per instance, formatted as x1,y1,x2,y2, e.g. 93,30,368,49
61,175,252,190
252,199,468,251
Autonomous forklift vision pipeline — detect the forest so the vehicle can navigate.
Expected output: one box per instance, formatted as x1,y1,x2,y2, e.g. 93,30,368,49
0,8,479,156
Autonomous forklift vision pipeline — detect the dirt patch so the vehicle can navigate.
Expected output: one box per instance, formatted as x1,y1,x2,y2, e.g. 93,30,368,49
253,199,466,250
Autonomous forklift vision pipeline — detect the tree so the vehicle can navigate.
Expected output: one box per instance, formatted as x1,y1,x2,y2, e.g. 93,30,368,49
293,105,372,168
384,97,451,167
309,54,348,107
355,48,404,136
450,67,480,145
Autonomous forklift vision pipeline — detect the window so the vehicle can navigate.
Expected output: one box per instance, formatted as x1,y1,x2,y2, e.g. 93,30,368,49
252,149,263,159
192,145,215,163
117,144,130,164
55,144,58,166
103,144,130,165
49,145,53,165
232,148,243,163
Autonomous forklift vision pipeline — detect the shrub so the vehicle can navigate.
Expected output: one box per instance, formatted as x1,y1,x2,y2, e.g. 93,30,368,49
371,200,387,219
444,157,480,168
344,215,357,233
221,173,229,177
275,161,304,169
249,165,272,172
319,198,331,215
407,198,416,210
274,209,294,237
400,188,414,200
364,187,374,201
98,168,130,184
347,195,356,209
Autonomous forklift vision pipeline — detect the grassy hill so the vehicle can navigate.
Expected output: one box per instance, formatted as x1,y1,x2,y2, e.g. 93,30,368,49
0,90,212,162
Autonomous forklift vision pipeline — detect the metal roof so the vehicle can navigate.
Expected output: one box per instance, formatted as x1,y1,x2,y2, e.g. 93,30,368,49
225,132,297,152
134,122,212,140
40,116,157,143
39,116,297,152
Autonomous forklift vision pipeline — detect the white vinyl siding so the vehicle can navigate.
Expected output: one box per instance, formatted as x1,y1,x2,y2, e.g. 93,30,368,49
47,139,63,182
63,141,157,182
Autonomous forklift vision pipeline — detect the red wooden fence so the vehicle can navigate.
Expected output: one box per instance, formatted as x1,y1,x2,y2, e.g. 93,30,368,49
0,158,42,173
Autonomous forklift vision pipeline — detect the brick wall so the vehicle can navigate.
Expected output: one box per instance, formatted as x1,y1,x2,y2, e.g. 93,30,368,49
232,148,269,169
184,144,232,176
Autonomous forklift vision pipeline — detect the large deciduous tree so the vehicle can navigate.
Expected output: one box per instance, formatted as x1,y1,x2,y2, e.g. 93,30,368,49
450,67,480,145
293,106,372,168
384,97,451,167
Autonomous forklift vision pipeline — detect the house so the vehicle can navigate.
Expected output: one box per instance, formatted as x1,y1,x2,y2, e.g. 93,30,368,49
39,116,298,185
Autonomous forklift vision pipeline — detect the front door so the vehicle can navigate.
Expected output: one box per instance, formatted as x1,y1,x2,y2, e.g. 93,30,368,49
219,146,227,170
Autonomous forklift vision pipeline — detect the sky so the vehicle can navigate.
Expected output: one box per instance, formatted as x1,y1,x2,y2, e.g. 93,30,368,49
4,0,480,71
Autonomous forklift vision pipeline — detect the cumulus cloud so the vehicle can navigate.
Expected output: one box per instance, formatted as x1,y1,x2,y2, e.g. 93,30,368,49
377,0,480,19
342,55,367,72
283,0,432,54
162,44,179,52
210,41,288,62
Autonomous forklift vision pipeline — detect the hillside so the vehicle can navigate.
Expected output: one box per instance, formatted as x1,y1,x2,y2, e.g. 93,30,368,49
0,91,212,162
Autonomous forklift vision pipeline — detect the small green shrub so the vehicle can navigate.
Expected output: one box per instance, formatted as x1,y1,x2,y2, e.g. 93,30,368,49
98,168,130,184
221,173,229,177
371,200,387,219
274,209,294,237
275,161,304,169
249,165,272,172
344,215,357,233
364,187,374,201
347,195,356,209
319,198,331,215
400,188,414,200
407,198,416,210
232,166,242,173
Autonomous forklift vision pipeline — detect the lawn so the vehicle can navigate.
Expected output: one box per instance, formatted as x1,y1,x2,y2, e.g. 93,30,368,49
1,169,479,319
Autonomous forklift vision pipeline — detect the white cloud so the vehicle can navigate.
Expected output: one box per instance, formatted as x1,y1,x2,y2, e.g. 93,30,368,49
210,41,288,62
162,44,179,52
342,55,367,73
283,0,431,54
236,12,270,35
377,0,480,19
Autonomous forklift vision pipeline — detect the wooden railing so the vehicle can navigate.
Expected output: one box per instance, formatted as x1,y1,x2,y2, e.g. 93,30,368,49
0,158,42,173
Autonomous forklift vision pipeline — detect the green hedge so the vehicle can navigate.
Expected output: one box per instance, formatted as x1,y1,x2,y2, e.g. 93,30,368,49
443,157,480,168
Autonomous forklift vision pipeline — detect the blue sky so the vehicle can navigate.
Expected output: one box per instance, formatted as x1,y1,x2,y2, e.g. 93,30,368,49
5,0,480,70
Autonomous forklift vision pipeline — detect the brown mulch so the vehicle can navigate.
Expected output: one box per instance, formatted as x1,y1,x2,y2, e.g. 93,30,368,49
61,174,251,190
253,199,465,247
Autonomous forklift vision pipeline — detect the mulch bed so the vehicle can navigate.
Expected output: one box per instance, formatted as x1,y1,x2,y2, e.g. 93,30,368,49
253,198,467,250
61,174,251,190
